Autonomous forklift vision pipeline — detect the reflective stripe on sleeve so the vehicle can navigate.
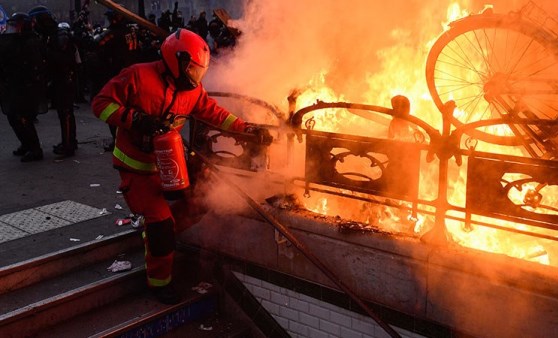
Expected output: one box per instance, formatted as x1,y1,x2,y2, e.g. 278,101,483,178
220,114,238,130
99,102,120,122
113,146,157,172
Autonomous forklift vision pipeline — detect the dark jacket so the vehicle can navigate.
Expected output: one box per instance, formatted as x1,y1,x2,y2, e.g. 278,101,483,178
46,30,79,107
0,32,48,116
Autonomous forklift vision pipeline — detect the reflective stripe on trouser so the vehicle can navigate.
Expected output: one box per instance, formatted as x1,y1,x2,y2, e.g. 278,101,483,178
118,171,175,287
142,230,174,287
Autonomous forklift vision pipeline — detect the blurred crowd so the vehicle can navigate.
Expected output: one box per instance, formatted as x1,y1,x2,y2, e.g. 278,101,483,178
0,2,239,161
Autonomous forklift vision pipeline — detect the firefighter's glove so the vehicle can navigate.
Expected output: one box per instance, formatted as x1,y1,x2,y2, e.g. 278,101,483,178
132,111,164,136
245,125,273,146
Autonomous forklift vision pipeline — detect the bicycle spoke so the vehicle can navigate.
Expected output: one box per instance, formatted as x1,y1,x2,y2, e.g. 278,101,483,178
426,12,558,148
439,79,484,101
441,41,486,79
481,27,504,74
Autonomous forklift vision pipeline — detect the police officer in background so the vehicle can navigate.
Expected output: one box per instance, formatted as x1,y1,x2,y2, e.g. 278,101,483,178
0,13,48,162
47,22,80,157
28,5,58,46
28,5,57,115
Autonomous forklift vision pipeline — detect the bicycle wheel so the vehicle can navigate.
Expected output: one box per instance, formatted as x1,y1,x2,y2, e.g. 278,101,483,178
426,12,558,146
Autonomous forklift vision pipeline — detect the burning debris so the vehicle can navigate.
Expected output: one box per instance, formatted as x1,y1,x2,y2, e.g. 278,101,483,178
335,218,380,234
265,194,304,211
196,0,558,266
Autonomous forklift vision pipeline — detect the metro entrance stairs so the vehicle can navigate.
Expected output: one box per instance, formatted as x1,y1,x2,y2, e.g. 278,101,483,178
0,225,259,337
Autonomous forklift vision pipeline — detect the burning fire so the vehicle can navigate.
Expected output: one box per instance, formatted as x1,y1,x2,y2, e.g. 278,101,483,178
287,1,558,266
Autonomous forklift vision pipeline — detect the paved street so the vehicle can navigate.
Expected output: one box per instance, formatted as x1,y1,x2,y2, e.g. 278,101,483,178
0,103,134,266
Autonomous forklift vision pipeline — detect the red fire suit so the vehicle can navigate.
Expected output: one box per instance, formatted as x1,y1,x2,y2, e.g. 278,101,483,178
92,60,246,288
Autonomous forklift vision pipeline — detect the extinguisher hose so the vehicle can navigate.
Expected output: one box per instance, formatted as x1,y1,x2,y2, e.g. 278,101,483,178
182,140,402,338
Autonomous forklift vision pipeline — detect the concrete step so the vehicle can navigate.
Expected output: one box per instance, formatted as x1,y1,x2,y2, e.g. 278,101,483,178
36,276,220,338
0,230,256,338
160,312,253,338
0,229,141,297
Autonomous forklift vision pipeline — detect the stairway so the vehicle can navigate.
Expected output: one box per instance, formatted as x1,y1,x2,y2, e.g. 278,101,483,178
0,229,257,337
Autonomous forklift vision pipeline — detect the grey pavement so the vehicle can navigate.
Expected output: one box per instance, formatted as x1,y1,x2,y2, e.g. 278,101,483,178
0,103,135,266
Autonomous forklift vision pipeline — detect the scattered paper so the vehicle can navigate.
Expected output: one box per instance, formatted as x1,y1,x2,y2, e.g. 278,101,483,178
192,282,213,294
107,260,132,272
70,238,80,242
90,183,100,187
199,324,213,331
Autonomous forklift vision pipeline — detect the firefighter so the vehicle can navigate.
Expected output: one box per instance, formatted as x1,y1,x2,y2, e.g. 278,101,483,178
0,12,48,162
92,28,271,304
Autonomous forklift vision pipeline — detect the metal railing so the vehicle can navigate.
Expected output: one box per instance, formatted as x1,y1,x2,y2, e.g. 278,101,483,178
199,92,558,250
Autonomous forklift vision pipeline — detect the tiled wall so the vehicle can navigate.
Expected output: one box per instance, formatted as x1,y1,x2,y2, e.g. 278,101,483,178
234,271,425,338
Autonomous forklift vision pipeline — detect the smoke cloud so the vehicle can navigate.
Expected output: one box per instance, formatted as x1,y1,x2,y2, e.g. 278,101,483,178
205,0,558,127
198,2,558,336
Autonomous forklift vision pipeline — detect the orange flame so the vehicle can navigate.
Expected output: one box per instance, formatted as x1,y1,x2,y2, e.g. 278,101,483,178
296,1,557,266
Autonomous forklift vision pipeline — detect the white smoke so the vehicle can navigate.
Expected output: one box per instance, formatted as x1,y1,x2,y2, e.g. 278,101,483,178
205,0,558,117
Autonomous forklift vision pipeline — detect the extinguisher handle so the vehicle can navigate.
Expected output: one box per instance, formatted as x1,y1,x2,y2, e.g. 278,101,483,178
132,111,166,135
163,113,188,129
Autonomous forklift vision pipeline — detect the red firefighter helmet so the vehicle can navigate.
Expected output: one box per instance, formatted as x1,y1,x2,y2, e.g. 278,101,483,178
160,28,210,89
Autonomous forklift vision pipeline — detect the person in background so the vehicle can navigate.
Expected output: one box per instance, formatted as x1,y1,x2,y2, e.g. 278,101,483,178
157,10,172,32
0,5,8,33
185,15,196,33
70,7,92,104
207,10,239,55
91,8,140,151
137,24,161,63
28,5,57,117
91,29,271,304
47,22,80,157
0,13,48,162
194,11,208,41
28,5,58,44
170,2,183,32
207,12,222,52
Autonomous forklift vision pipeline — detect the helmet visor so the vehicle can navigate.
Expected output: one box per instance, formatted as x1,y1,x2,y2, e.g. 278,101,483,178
184,61,208,86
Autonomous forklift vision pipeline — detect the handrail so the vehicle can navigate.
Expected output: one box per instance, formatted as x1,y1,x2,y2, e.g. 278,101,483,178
288,100,441,143
208,91,287,122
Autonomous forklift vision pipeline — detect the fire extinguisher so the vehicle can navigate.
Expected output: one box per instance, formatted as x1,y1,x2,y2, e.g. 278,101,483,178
153,129,189,198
